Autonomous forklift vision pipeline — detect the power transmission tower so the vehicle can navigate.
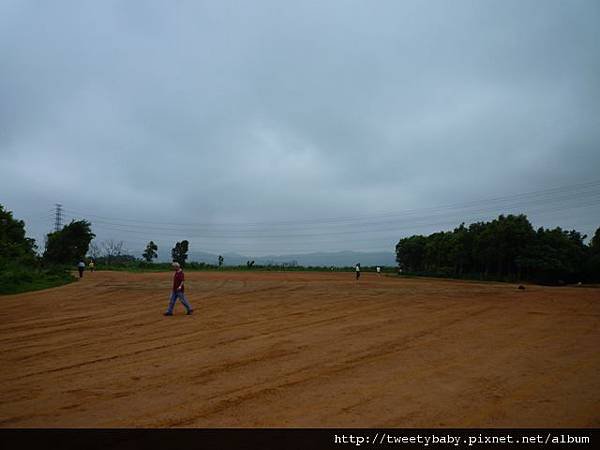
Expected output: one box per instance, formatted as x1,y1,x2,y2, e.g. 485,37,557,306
54,203,63,232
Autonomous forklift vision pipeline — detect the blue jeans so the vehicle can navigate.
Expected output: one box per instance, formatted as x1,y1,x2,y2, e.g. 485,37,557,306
166,291,192,313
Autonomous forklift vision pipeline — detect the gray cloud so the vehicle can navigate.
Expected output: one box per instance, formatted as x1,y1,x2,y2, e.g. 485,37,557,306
1,0,599,257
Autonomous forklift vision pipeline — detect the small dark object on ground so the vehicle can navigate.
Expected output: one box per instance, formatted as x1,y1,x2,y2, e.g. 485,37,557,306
518,285,525,290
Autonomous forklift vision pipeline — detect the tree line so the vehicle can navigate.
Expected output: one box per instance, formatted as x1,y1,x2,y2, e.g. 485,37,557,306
0,203,200,292
395,214,600,284
3,203,598,292
1,205,92,293
90,239,192,266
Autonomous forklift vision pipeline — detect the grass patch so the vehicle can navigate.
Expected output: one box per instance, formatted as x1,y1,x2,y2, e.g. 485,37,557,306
0,265,76,295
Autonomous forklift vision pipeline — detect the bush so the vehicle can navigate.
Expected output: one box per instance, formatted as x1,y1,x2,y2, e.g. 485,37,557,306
0,260,75,295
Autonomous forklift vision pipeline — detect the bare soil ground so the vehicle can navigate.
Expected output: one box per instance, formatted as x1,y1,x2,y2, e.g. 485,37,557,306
1,271,599,427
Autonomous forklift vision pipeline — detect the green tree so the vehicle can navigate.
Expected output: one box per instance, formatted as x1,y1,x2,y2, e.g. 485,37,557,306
396,235,427,272
0,204,37,263
395,214,596,284
143,241,158,262
171,240,189,266
423,231,454,273
590,227,600,254
472,219,503,276
449,223,472,275
0,205,82,294
44,220,95,265
584,227,600,282
491,214,536,278
513,227,586,284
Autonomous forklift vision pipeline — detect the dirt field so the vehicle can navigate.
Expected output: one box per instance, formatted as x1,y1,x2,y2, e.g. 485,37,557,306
1,270,599,427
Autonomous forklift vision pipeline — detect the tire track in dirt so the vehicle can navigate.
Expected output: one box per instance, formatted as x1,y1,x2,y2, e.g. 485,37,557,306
160,306,500,426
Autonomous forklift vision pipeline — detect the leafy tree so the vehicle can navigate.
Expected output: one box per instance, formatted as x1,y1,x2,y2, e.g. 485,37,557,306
395,235,427,271
585,227,600,282
171,240,189,266
473,219,503,276
484,214,536,277
44,220,95,264
424,231,454,273
515,227,586,283
590,227,600,254
395,214,595,284
0,204,37,263
449,223,471,275
143,241,158,262
1,206,85,294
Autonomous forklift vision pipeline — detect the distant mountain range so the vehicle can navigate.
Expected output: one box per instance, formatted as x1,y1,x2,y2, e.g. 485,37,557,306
161,250,397,267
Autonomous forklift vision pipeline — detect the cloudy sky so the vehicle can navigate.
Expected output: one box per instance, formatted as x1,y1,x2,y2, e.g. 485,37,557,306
1,0,599,258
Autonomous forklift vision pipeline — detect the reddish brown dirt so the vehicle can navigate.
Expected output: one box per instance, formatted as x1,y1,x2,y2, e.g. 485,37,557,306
1,270,599,427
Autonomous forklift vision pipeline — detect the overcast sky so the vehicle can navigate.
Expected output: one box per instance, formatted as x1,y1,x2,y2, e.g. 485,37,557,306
1,0,599,258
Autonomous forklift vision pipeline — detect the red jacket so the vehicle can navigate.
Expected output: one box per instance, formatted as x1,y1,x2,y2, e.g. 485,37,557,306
173,270,184,292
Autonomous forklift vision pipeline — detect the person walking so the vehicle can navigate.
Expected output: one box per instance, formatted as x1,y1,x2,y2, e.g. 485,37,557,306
164,262,193,316
355,263,360,280
77,260,85,278
376,266,381,275
89,260,95,272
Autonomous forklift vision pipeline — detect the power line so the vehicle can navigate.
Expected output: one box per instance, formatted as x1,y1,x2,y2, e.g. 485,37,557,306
61,179,600,228
46,180,600,255
62,194,600,240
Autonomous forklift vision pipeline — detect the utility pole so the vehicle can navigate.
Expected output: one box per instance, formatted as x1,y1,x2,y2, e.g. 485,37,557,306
54,203,63,232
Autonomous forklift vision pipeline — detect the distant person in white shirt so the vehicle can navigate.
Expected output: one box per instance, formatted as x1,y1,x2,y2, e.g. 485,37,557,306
376,266,381,275
77,260,85,278
355,263,360,280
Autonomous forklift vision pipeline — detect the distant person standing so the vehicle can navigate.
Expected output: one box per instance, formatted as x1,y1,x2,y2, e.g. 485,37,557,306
376,266,381,275
89,260,95,272
355,263,360,280
77,260,85,278
164,262,193,316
